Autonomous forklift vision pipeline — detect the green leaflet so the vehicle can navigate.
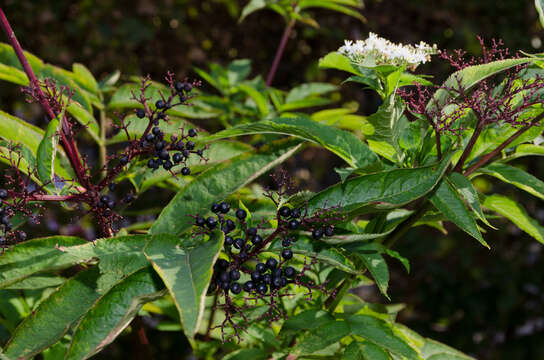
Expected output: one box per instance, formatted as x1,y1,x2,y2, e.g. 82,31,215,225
36,116,61,187
307,153,452,215
477,163,544,200
202,117,382,170
344,242,390,299
66,269,165,360
448,173,494,229
483,194,544,244
149,139,301,236
430,179,488,248
144,232,223,338
343,340,391,360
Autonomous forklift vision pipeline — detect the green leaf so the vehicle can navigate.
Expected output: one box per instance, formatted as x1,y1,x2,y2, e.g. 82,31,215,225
295,320,351,355
4,267,104,359
285,82,338,103
501,143,544,162
448,173,494,229
429,180,488,248
483,194,544,244
345,243,390,299
536,0,544,29
364,94,406,160
36,117,61,186
298,0,366,22
239,0,267,22
203,117,381,170
71,63,99,94
66,102,101,144
281,309,335,332
0,63,28,86
227,59,252,86
307,154,452,215
237,83,269,116
343,340,391,360
420,338,474,360
149,139,301,236
0,236,87,289
66,269,165,360
319,52,363,76
144,232,223,338
4,275,65,290
0,43,44,74
268,237,359,274
430,58,535,109
223,349,270,360
477,163,544,200
278,97,333,112
348,315,421,360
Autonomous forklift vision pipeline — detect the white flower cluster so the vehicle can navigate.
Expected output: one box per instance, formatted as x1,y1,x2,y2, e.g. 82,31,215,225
339,33,437,70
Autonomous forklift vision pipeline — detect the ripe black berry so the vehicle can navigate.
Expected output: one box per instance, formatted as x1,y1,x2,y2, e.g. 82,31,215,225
147,159,156,169
16,231,26,241
173,153,183,163
272,276,282,288
152,127,161,135
186,141,195,150
257,283,268,294
175,81,184,92
226,219,236,231
211,203,220,213
188,128,197,137
184,82,193,92
163,160,173,170
155,141,166,151
282,238,291,247
181,167,191,175
256,263,266,273
109,182,116,191
312,228,324,240
284,266,296,278
124,194,134,203
235,209,247,220
325,226,334,237
159,149,170,160
243,281,254,292
219,202,230,213
290,208,301,218
156,100,166,109
272,268,282,277
219,272,230,283
279,206,291,218
136,109,146,118
220,281,230,290
230,282,242,294
266,257,278,270
107,200,116,209
1,215,10,225
282,249,293,260
100,195,110,204
216,259,229,269
120,155,129,165
263,274,272,284
251,234,262,245
247,227,257,236
195,216,205,227
229,269,241,281
251,271,262,282
239,252,248,260
225,236,234,245
0,189,8,200
196,149,203,156
288,219,299,230
234,238,244,249
206,217,218,229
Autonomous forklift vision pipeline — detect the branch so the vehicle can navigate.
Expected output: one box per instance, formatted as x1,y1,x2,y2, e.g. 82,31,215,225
266,18,295,86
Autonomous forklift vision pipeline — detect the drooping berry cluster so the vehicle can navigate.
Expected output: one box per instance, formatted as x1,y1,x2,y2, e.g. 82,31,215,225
192,174,342,342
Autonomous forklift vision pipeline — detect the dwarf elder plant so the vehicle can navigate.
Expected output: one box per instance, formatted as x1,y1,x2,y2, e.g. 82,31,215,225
0,1,543,359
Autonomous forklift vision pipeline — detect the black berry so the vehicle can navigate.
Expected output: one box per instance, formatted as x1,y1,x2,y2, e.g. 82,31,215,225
206,217,218,229
230,282,242,294
184,83,193,92
188,128,197,137
219,202,230,213
257,283,268,294
235,209,247,220
175,81,184,92
220,281,230,290
124,194,134,203
181,167,191,176
282,238,291,247
266,257,278,270
226,219,236,231
284,266,296,278
272,276,282,288
136,109,146,118
100,195,110,204
325,226,334,237
282,249,293,260
263,274,272,284
256,263,266,273
152,127,161,135
229,269,241,281
156,100,166,109
250,271,262,282
291,208,301,218
312,228,324,240
288,219,300,230
186,141,195,150
247,227,257,236
234,238,244,249
16,231,26,241
243,281,254,292
211,203,220,213
219,272,230,283
120,155,129,165
216,259,229,269
251,234,262,245
225,236,234,246
279,206,291,218
173,153,183,163
195,216,205,227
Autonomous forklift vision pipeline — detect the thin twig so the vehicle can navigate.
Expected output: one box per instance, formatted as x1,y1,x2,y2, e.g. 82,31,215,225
266,18,295,86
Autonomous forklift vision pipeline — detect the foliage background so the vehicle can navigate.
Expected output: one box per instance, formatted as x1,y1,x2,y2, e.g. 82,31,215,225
1,0,544,359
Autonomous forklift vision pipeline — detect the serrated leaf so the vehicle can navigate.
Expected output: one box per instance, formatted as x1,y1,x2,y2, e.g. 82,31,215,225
477,163,544,200
203,117,381,170
294,320,351,355
343,340,391,360
345,243,390,299
149,139,301,236
348,315,421,360
448,173,494,228
483,194,544,244
144,232,223,338
66,269,165,360
430,180,488,248
307,154,452,215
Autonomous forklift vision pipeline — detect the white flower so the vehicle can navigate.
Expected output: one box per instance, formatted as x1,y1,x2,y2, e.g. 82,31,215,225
338,33,437,70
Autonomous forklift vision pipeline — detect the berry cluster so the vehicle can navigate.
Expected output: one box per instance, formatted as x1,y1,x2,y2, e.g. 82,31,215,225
192,174,342,342
0,188,28,249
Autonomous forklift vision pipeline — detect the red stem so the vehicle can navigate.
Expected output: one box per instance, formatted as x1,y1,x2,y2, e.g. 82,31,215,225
453,121,484,173
0,8,88,187
266,19,295,86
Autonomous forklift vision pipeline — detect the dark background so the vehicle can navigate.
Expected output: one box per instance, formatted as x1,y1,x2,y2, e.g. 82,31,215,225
1,1,544,359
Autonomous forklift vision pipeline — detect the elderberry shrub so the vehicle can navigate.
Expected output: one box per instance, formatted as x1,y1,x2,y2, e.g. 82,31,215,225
191,176,342,342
